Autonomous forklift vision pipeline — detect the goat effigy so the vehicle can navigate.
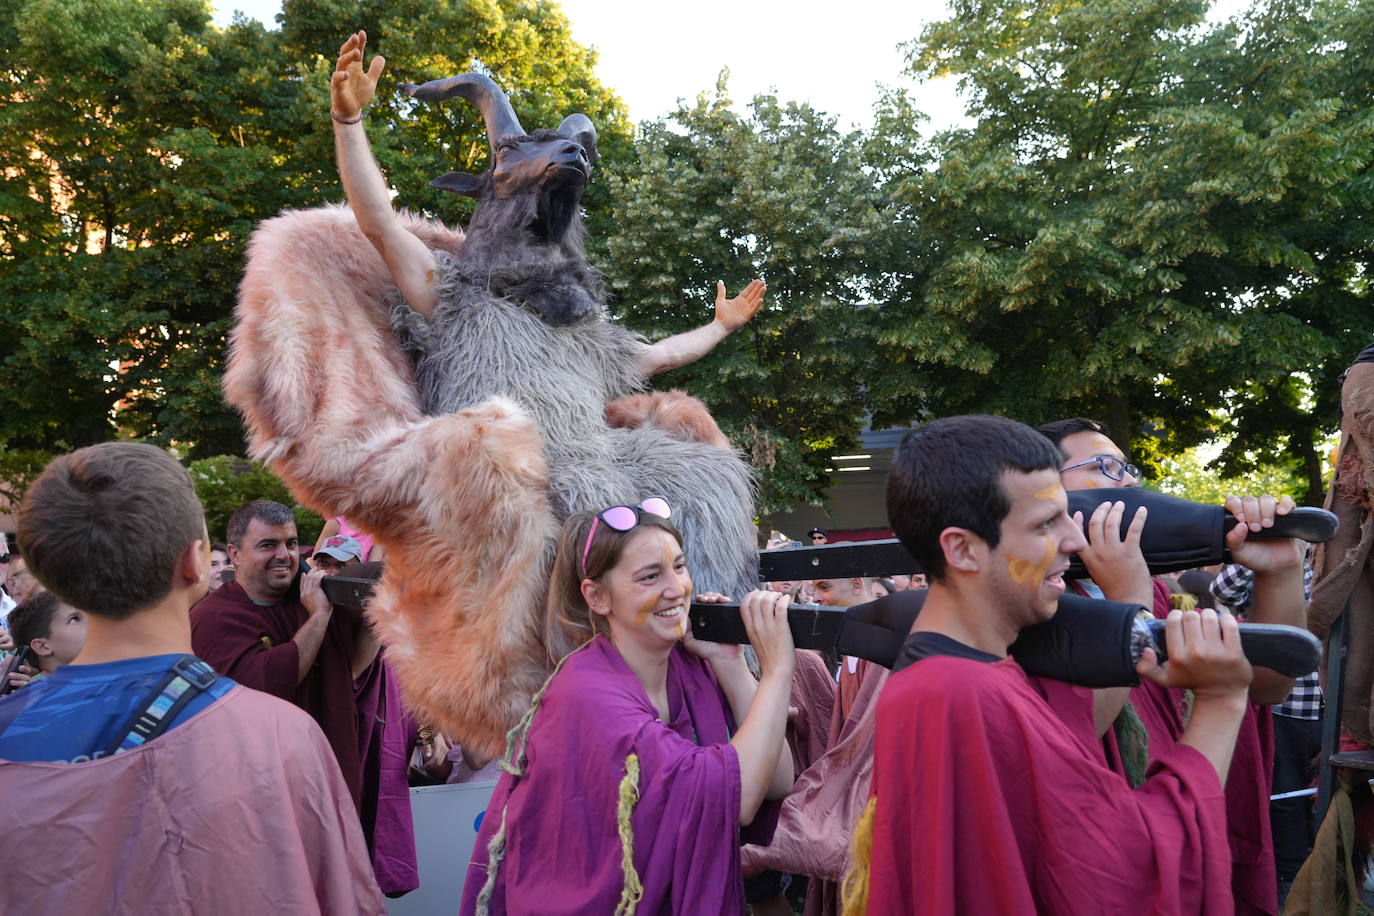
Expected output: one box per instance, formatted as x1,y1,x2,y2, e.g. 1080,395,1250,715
223,32,765,755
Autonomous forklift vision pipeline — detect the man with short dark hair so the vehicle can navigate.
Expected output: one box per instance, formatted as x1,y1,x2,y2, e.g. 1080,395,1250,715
0,443,382,913
1039,416,1305,915
853,415,1249,913
191,499,380,804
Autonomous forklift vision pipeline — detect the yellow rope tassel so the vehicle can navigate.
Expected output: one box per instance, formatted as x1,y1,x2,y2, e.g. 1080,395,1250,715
473,807,508,916
613,753,644,916
1170,593,1198,611
501,646,581,778
840,796,878,916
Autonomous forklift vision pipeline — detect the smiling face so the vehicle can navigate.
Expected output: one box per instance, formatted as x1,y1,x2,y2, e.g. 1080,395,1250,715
228,518,299,604
982,469,1087,627
208,549,229,591
584,527,692,655
1057,431,1138,491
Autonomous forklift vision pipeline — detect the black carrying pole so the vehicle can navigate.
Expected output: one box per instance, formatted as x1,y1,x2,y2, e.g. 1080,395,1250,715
1316,602,1351,826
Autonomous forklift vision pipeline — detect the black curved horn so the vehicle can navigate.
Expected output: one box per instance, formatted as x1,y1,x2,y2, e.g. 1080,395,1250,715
557,113,599,164
398,73,525,148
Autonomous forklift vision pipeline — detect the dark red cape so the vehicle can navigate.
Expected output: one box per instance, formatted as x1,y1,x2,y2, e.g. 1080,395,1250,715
868,655,1233,914
191,580,362,803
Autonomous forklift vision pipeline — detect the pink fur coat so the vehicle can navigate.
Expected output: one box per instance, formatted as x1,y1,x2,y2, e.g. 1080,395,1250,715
224,205,729,754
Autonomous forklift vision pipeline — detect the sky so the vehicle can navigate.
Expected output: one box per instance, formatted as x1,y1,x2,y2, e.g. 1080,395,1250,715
210,0,1255,130
210,0,970,131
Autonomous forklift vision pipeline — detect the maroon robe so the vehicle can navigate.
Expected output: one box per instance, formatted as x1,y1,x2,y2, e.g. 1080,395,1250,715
354,651,419,896
1093,579,1277,914
867,655,1233,914
190,580,362,804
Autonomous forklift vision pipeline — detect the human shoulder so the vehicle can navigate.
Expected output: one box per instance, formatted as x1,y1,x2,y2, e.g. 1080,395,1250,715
190,581,253,619
882,655,1032,712
540,638,657,723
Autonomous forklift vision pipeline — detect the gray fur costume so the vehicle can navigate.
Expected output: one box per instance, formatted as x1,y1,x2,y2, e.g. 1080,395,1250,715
390,247,759,599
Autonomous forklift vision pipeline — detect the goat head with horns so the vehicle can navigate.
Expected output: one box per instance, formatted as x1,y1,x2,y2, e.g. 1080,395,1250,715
401,74,599,246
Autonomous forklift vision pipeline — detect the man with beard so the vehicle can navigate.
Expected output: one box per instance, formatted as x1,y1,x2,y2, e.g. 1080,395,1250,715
191,499,380,804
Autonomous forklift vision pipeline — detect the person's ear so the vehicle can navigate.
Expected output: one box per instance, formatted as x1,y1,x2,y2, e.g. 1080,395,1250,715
29,637,54,659
581,579,611,618
226,542,241,567
939,527,983,574
180,538,209,589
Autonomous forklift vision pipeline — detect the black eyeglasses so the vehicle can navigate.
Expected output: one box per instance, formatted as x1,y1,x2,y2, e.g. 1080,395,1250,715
1059,456,1141,482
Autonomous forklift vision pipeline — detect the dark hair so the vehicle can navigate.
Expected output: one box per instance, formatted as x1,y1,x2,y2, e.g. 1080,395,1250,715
543,510,684,664
1035,418,1113,457
211,542,227,554
886,415,1062,581
1177,569,1216,609
8,590,60,650
18,443,206,619
226,500,295,547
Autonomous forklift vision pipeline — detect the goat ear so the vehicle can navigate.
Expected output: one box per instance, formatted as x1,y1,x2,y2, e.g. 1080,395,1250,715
429,171,485,198
557,114,599,165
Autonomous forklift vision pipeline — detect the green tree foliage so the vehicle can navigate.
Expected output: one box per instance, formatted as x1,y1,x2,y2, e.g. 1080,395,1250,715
189,455,323,545
0,0,629,457
597,81,888,512
0,449,54,517
875,0,1374,504
1151,435,1338,506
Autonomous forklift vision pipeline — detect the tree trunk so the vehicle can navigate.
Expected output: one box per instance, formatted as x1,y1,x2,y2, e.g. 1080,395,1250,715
1292,423,1326,507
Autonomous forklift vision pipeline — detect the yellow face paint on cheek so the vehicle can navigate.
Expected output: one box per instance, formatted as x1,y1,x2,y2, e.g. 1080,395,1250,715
1079,477,1101,489
635,593,658,625
1006,536,1056,586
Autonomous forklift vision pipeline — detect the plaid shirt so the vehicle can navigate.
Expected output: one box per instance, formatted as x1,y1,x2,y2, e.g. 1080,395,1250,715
1210,560,1322,719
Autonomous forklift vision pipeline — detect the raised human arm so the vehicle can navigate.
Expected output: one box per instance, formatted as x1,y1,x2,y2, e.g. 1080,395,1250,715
635,280,766,376
294,568,337,684
331,30,439,318
1139,609,1252,786
1225,493,1306,705
717,590,795,822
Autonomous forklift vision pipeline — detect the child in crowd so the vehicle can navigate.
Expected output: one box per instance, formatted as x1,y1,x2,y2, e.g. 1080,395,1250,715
7,590,86,679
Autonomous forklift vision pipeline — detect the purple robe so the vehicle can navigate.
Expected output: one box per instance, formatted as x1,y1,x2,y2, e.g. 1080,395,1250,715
355,650,419,896
461,635,778,915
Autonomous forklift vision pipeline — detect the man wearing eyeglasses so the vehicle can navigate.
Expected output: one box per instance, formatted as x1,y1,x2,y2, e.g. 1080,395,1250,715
1038,417,1306,916
0,540,14,650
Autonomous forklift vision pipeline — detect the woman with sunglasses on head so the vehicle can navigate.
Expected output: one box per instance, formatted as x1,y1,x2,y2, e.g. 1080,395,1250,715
462,498,795,915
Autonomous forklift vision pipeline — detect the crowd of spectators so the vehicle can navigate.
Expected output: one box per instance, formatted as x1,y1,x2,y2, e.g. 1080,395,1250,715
0,407,1326,913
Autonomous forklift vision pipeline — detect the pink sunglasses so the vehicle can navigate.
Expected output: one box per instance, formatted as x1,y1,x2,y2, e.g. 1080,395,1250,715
580,497,672,578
